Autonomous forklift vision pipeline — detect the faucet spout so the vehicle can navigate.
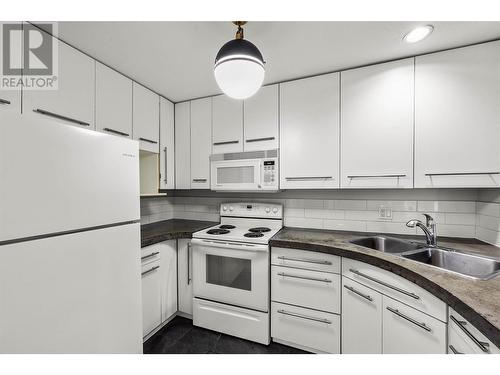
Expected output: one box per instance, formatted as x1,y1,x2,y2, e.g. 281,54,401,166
406,214,437,247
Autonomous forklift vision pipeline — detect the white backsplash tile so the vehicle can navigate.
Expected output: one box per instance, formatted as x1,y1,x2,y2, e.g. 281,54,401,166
284,217,323,229
323,219,366,232
417,201,476,213
334,200,367,210
366,200,417,212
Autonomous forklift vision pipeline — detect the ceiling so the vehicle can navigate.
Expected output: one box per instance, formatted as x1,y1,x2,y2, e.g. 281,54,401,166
39,21,500,102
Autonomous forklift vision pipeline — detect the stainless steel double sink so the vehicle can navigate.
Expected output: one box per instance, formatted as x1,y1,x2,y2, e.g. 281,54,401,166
350,236,500,280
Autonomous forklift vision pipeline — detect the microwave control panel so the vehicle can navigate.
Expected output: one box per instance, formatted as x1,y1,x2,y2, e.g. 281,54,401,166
262,160,277,186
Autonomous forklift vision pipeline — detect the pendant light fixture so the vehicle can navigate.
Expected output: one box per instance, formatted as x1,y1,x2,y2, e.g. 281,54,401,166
214,21,265,100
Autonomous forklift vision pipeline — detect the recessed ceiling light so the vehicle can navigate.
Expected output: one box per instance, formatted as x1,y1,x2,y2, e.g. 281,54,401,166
403,25,434,43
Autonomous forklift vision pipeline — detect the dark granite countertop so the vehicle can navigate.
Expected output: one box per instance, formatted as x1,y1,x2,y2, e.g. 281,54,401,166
141,219,217,248
270,227,500,348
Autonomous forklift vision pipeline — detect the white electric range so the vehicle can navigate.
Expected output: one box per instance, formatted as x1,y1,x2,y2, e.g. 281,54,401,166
191,202,283,345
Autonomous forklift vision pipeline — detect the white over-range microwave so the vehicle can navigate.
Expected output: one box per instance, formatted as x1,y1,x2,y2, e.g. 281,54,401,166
210,149,279,192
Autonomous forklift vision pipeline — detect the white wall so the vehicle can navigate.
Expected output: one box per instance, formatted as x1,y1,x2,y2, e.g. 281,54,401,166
476,189,500,246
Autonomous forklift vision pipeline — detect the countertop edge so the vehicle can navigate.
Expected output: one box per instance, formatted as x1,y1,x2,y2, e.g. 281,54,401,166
269,238,500,348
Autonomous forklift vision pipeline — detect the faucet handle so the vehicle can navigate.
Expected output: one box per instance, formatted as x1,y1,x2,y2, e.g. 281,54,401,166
422,214,435,228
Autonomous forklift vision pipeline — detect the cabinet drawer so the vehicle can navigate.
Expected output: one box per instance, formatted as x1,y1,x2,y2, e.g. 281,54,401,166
448,308,499,354
141,245,161,265
343,258,446,321
271,265,340,313
271,247,340,274
271,301,340,353
141,260,161,338
383,297,446,354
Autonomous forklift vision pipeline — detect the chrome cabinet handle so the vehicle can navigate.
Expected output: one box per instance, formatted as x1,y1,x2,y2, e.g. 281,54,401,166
187,242,192,285
163,147,168,183
139,137,158,144
450,315,490,352
0,98,11,105
386,307,431,332
192,178,207,182
277,309,332,324
103,127,129,137
141,265,159,276
347,174,406,179
277,272,332,283
277,255,332,265
285,176,333,180
141,251,159,261
246,136,275,143
213,140,239,146
449,345,463,354
349,268,420,300
34,109,90,126
425,172,500,176
343,284,373,302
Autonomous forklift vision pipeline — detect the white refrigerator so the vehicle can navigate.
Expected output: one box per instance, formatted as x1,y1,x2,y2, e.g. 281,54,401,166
0,112,143,353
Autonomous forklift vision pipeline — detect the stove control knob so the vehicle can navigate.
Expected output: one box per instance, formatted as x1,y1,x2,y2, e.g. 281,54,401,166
272,207,278,214
229,206,234,212
222,206,227,211
265,207,271,213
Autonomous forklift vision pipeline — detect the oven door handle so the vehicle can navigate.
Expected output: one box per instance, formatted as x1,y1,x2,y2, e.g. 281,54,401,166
190,238,269,252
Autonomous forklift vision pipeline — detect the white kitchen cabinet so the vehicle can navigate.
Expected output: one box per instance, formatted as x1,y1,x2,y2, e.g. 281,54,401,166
0,22,22,114
24,33,95,129
383,297,446,354
133,82,159,153
341,58,414,188
190,98,212,189
159,241,177,323
175,102,191,189
141,260,161,338
95,62,133,138
280,73,340,189
415,41,500,188
342,278,383,354
159,97,175,190
212,95,243,154
177,239,193,316
243,84,279,151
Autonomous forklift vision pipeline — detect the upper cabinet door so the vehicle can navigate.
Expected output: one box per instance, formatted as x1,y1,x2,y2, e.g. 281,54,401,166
175,102,191,189
133,83,160,153
243,84,279,151
212,95,243,154
190,98,212,189
415,41,500,188
341,59,414,189
280,73,340,189
0,22,21,114
95,63,133,138
24,33,95,129
159,97,175,190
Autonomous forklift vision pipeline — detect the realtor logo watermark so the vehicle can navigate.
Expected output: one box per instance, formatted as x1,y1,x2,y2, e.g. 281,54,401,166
1,22,58,90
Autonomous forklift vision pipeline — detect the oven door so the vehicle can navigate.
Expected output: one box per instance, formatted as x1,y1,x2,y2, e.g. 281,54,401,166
191,238,269,312
211,158,262,191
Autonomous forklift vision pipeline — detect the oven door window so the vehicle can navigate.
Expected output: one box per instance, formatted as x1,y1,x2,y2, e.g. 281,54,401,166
206,254,251,291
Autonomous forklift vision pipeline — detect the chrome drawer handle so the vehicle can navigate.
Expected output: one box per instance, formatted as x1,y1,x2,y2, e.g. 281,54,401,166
347,174,406,179
449,345,463,354
425,172,500,176
450,315,490,352
277,272,332,283
192,178,207,182
386,307,431,332
0,98,11,105
34,108,90,126
213,140,239,146
163,147,168,183
139,137,158,144
349,268,420,300
277,255,332,265
141,265,159,276
246,136,275,143
141,251,159,261
343,284,373,302
103,127,129,136
277,309,332,324
285,176,333,180
187,242,192,285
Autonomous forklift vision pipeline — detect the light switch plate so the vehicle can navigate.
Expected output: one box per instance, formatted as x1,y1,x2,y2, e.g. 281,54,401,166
378,206,393,220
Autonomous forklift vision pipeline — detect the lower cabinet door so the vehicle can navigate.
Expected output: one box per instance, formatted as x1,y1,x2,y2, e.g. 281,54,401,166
341,278,382,353
271,301,340,353
159,241,177,322
382,297,446,354
177,239,193,315
142,260,162,337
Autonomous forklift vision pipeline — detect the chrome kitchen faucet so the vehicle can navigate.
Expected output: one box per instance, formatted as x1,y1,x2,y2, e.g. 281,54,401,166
406,214,437,247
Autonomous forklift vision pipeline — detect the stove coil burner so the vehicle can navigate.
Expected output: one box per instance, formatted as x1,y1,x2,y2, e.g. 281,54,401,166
207,228,230,235
248,227,271,233
219,225,236,229
244,232,264,238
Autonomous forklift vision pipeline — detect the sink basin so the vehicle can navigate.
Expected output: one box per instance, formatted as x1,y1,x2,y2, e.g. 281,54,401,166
350,236,424,254
402,248,500,280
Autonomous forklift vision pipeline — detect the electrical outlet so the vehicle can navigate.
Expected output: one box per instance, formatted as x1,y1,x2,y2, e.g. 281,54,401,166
378,206,393,220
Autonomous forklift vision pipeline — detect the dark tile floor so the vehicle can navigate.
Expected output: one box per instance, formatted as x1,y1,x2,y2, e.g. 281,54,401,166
143,316,308,354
